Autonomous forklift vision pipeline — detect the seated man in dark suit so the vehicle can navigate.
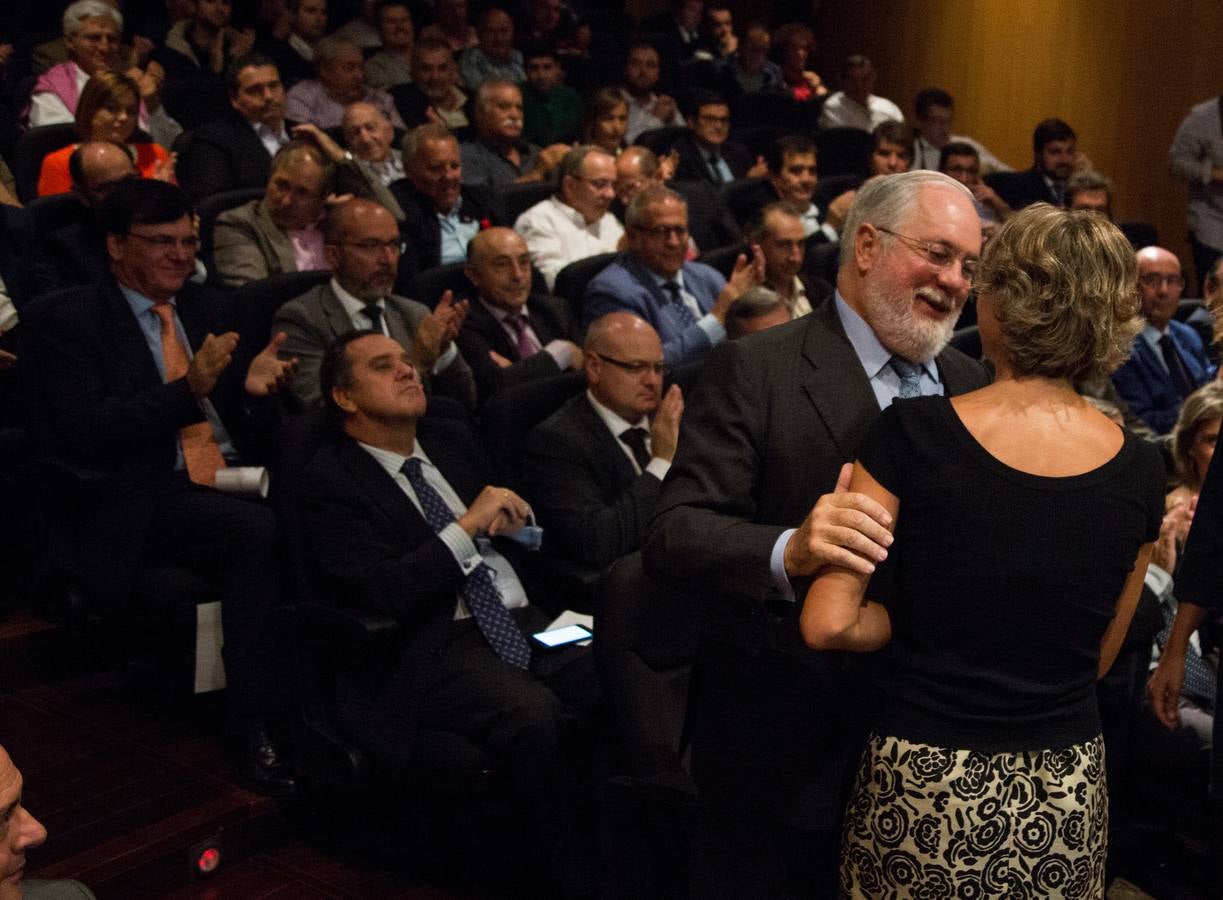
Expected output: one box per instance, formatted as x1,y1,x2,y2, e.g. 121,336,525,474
388,38,470,131
300,330,600,897
670,89,763,186
33,141,136,296
584,185,763,367
728,135,850,242
28,180,297,793
257,0,326,89
179,54,291,204
522,312,682,569
752,202,829,318
389,123,501,285
455,227,583,403
1113,246,1216,434
273,198,476,411
990,117,1080,210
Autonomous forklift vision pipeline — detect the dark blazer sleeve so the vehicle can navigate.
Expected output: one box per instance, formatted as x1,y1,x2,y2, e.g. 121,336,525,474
1111,340,1180,434
522,397,662,568
179,119,270,204
455,296,566,401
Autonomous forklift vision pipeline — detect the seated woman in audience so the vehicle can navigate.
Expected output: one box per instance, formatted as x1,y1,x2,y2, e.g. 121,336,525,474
1167,381,1223,517
802,204,1164,898
771,23,825,102
37,72,175,197
580,88,630,158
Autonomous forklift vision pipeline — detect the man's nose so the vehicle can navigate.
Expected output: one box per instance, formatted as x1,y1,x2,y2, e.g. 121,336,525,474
15,808,47,851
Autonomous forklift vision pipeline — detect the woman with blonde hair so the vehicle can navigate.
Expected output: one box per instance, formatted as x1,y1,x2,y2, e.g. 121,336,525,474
802,203,1165,897
580,88,630,157
1167,381,1223,511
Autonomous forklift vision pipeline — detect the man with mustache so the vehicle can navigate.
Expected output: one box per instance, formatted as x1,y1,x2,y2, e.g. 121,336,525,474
643,170,989,898
273,198,476,411
459,79,568,190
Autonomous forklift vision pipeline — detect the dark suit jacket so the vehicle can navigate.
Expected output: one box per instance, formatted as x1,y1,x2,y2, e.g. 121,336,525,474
388,181,500,286
666,178,741,253
987,166,1060,211
179,113,280,204
455,293,577,403
27,279,274,602
32,213,108,297
583,253,726,367
0,204,34,316
298,420,543,775
1111,321,1215,434
522,392,663,568
671,132,754,187
642,297,989,820
257,38,317,89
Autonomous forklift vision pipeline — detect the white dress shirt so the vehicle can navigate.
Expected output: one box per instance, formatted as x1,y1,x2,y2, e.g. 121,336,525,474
515,196,625,290
585,390,671,481
818,91,904,132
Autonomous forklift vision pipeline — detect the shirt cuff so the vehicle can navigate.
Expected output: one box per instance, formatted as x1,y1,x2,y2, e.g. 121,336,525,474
439,521,481,574
543,339,575,369
819,222,840,243
770,528,797,602
696,313,726,346
645,457,670,480
432,342,458,374
1145,562,1173,599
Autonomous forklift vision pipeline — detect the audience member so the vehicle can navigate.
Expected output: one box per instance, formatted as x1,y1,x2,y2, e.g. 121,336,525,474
671,90,762,186
458,8,525,90
696,5,736,61
643,0,705,62
1066,169,1113,216
1168,381,1223,511
717,22,783,98
180,54,290,203
391,123,499,281
153,0,256,80
621,42,684,144
455,227,582,402
911,87,1010,173
419,0,478,53
516,0,588,60
289,113,404,219
273,198,476,410
258,0,327,88
29,179,298,794
213,140,331,287
730,135,848,244
751,203,824,318
333,0,383,51
299,329,600,899
939,141,1009,236
362,0,414,90
516,145,623,290
643,170,987,898
724,285,792,339
520,42,581,147
612,145,666,210
285,36,405,129
579,88,630,158
459,80,567,188
770,22,824,102
867,120,914,175
31,1,141,76
1170,93,1223,295
0,744,97,899
522,312,682,568
992,117,1082,210
0,205,33,362
36,71,175,196
1112,245,1216,434
819,54,903,132
390,37,469,129
584,185,762,366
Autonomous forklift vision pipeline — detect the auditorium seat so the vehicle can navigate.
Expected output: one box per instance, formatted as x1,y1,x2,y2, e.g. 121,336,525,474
554,251,618,326
698,242,747,279
496,180,555,225
633,125,688,156
815,127,872,178
12,124,77,203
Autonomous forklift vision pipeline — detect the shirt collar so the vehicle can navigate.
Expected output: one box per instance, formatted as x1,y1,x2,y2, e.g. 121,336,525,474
586,388,646,431
1142,321,1169,346
481,298,531,323
358,437,430,479
548,195,589,227
647,266,685,291
120,284,175,318
331,277,385,317
834,291,938,377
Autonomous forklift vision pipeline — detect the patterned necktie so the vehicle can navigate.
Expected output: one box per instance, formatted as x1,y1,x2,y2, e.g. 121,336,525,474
151,304,226,486
363,302,384,333
1158,334,1194,399
889,356,923,400
619,427,652,470
662,281,697,328
505,313,538,360
401,457,532,669
1157,601,1217,710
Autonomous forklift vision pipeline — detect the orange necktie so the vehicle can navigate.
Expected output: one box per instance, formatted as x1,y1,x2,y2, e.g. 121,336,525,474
152,303,226,486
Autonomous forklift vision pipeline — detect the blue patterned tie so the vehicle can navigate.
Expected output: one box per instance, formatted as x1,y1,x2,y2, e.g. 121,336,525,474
1157,601,1217,710
401,458,532,669
662,281,697,328
890,356,923,400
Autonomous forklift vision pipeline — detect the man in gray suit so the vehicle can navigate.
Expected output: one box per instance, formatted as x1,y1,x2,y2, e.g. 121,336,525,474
274,198,476,411
643,170,989,898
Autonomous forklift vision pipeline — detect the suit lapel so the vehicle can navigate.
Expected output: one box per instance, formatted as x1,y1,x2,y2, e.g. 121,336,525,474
256,199,297,273
799,300,880,459
102,281,170,388
337,437,431,539
622,254,671,311
470,300,517,359
318,282,356,342
576,394,638,486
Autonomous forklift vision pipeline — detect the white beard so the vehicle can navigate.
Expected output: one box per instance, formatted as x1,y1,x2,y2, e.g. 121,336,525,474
862,281,962,363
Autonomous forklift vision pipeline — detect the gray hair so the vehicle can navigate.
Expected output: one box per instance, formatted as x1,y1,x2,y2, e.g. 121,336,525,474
402,122,457,167
559,145,611,195
838,170,973,268
625,185,685,229
315,36,361,66
725,286,787,339
1066,169,1112,199
475,78,521,111
64,0,122,37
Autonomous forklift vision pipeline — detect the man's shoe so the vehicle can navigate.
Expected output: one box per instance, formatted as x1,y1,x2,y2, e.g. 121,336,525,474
231,721,299,796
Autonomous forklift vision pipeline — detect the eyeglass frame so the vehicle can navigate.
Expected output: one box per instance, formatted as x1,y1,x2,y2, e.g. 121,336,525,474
1137,273,1186,290
629,223,690,239
126,232,201,252
338,238,408,255
590,351,668,377
875,226,979,281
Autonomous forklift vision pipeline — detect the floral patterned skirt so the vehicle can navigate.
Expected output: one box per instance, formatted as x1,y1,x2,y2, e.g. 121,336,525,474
840,733,1107,899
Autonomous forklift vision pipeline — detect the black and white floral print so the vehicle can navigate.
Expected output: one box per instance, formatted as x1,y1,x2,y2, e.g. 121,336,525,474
840,734,1107,899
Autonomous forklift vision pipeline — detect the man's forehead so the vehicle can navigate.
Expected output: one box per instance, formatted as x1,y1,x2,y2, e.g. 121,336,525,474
782,152,816,170
239,65,279,86
644,198,686,220
353,333,407,360
132,215,194,233
1138,249,1180,272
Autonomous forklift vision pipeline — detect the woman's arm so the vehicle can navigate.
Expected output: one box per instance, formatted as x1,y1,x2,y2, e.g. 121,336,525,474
1097,541,1155,678
800,461,898,652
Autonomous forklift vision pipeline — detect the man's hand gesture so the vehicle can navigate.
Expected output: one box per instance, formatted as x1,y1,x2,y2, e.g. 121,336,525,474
784,462,894,577
244,332,298,397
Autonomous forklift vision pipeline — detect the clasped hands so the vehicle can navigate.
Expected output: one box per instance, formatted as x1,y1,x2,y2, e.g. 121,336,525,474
784,462,894,578
187,331,298,399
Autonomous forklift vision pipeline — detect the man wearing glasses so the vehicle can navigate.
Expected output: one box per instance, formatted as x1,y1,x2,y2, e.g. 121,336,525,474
1112,245,1216,434
516,145,624,291
644,171,987,897
274,198,476,411
671,89,763,186
583,185,763,367
523,312,683,569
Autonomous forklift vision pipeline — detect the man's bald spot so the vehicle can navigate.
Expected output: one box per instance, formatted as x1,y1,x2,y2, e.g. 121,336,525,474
327,197,396,242
77,140,135,181
468,225,527,264
343,100,387,127
1136,245,1181,270
585,311,659,353
617,146,657,177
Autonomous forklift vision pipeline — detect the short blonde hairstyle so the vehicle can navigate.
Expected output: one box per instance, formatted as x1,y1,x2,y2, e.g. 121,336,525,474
75,71,139,139
974,203,1140,381
1170,380,1223,488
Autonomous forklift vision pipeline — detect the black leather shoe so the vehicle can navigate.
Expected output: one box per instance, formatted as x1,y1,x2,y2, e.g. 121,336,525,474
230,721,299,796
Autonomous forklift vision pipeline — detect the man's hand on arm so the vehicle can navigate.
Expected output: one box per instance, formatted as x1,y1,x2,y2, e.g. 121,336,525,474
244,332,298,396
783,462,894,578
458,486,531,537
649,384,684,462
187,331,239,398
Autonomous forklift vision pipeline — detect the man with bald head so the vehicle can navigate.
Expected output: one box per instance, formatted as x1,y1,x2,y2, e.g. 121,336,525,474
273,198,476,411
341,101,404,185
523,313,683,568
285,36,405,130
1112,246,1216,434
455,227,581,403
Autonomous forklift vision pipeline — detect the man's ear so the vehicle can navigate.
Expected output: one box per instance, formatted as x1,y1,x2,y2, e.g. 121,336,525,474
106,233,124,263
331,385,358,413
324,242,341,271
853,223,878,275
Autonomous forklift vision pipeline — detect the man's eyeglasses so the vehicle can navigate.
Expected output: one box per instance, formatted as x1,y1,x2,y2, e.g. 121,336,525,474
341,239,407,255
592,352,667,376
631,224,689,239
128,233,200,252
1138,273,1186,290
876,227,978,281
